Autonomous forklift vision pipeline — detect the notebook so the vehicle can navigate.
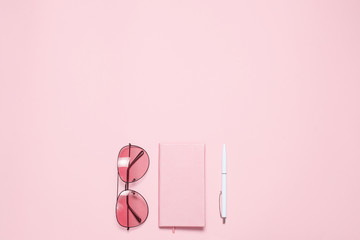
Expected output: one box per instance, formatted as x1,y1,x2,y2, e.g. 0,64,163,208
158,143,205,228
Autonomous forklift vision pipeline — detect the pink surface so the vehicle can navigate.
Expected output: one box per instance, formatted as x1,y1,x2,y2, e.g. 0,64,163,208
1,1,360,239
159,143,205,228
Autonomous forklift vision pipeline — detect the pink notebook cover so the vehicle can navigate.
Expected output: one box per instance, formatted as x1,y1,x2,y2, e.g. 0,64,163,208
158,143,205,228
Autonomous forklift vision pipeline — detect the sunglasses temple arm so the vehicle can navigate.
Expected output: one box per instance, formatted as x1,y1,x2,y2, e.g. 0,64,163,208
128,151,144,169
124,144,143,228
126,195,142,223
125,150,144,187
127,144,131,230
125,144,133,189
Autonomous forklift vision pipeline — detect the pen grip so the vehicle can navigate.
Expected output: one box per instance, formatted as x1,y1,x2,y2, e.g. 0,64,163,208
221,174,227,218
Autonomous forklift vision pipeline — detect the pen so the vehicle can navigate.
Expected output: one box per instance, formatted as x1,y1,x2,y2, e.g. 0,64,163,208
221,144,227,223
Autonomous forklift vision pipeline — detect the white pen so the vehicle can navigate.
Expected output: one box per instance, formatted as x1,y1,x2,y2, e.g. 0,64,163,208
221,144,227,223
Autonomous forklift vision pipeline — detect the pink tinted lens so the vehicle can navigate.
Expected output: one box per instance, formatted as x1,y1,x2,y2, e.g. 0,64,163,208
118,145,149,183
116,190,149,228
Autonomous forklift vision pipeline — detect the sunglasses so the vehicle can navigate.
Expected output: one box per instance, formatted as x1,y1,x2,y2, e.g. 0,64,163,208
116,143,150,230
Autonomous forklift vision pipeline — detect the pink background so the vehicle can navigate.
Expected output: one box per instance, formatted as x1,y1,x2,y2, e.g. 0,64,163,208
1,1,360,239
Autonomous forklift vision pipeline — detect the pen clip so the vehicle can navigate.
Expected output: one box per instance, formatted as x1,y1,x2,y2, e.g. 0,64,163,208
219,191,222,217
219,191,226,224
218,191,225,223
